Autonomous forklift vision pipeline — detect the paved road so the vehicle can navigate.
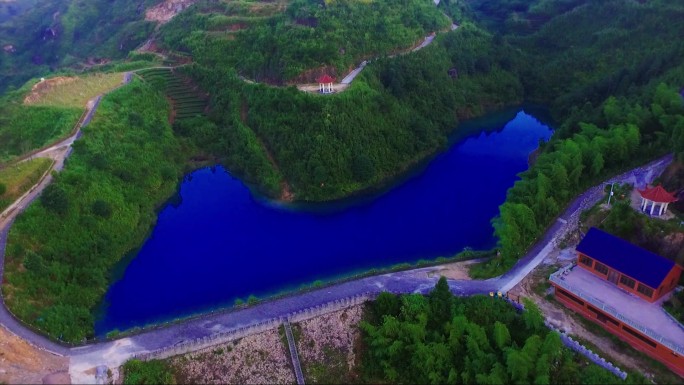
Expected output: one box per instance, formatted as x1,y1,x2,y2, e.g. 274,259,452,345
339,30,441,86
412,34,436,52
1,147,672,382
340,61,368,85
0,69,675,383
497,153,673,293
67,153,674,382
0,73,132,357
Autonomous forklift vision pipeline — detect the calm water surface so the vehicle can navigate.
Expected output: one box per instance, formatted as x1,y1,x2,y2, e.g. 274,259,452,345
95,110,552,334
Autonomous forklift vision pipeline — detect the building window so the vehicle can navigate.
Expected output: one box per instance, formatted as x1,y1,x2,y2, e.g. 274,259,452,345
623,326,657,348
557,288,585,306
587,306,619,326
637,283,654,298
579,255,593,267
594,262,609,275
619,275,636,289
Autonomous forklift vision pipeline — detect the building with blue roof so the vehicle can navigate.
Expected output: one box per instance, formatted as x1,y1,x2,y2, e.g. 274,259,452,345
575,227,682,302
549,227,684,376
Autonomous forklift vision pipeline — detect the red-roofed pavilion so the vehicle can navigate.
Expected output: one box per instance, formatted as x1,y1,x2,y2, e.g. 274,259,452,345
638,185,677,216
317,74,335,94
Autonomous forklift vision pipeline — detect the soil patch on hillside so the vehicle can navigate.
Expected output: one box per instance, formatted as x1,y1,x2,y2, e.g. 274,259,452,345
146,0,198,24
0,326,69,384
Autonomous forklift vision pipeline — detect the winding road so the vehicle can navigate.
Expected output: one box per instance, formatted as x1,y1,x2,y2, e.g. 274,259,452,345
66,154,672,383
0,73,132,354
1,122,671,383
0,47,676,385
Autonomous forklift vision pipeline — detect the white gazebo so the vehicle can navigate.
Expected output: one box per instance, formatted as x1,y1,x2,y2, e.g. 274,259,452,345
317,74,335,94
638,185,677,216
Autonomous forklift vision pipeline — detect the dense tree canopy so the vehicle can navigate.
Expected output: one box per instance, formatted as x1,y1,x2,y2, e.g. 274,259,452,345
360,278,630,384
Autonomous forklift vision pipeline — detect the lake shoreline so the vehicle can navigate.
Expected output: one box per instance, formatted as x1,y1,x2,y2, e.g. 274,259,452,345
95,109,553,334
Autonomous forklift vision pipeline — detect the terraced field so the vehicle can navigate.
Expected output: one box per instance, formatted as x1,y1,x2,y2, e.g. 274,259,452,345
137,68,208,121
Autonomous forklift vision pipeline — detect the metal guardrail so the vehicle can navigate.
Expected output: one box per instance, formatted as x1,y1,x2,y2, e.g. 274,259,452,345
549,271,684,355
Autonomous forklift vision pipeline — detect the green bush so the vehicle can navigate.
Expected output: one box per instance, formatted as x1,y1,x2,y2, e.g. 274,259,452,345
122,359,174,385
360,278,623,384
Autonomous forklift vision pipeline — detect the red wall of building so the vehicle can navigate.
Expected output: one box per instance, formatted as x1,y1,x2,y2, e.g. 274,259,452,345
576,253,675,302
655,266,683,301
553,284,684,378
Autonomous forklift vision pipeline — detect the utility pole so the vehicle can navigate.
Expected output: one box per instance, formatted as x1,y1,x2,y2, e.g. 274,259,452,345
607,182,615,205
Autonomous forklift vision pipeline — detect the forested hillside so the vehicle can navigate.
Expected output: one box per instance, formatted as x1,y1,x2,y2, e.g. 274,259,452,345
159,0,450,83
0,0,161,93
0,0,41,23
453,0,684,277
176,22,521,200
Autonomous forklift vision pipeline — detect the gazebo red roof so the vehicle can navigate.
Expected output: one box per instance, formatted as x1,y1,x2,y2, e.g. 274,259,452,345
638,185,678,203
317,74,335,83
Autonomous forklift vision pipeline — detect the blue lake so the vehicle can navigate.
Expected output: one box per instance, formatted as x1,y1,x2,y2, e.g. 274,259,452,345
95,110,553,334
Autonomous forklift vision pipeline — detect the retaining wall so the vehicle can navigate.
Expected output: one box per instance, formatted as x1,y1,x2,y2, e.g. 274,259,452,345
133,293,373,361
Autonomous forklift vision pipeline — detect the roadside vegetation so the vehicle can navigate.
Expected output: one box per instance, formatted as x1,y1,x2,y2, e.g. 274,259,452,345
122,359,175,385
0,158,53,213
461,0,684,277
121,278,643,384
664,289,684,325
0,93,81,162
2,79,189,342
0,72,123,162
358,278,640,384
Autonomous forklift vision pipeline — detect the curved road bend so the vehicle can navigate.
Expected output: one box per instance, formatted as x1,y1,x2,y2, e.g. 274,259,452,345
0,73,132,355
68,154,673,383
0,69,674,380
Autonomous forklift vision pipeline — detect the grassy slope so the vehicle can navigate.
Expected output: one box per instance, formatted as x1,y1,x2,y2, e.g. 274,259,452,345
23,73,124,108
0,158,53,212
0,72,124,163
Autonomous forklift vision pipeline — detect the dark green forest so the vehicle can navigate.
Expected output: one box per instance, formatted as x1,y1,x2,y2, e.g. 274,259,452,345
178,26,522,200
459,0,684,277
0,0,161,93
154,0,684,205
359,279,643,384
159,0,449,83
